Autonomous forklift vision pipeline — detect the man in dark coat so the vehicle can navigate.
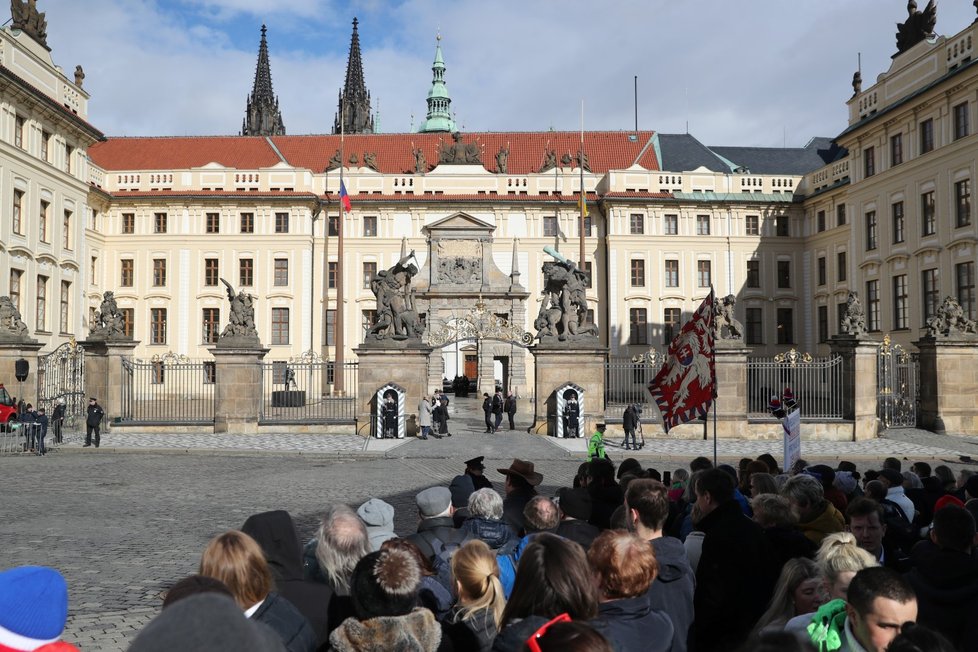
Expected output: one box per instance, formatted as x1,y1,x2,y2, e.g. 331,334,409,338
906,505,978,651
51,400,65,444
84,397,104,448
481,393,493,433
504,391,517,430
33,407,48,455
242,510,334,650
691,469,778,652
491,389,504,432
555,487,600,550
622,404,639,451
464,456,493,490
405,487,470,563
498,459,542,534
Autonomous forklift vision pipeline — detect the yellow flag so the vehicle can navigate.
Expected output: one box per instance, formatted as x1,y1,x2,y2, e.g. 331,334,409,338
579,192,589,218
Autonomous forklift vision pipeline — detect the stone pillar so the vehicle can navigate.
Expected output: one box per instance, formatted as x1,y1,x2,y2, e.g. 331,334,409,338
209,346,268,434
478,346,496,396
829,336,880,441
713,341,750,438
530,344,608,435
0,340,43,404
81,339,140,431
355,346,432,437
916,335,978,435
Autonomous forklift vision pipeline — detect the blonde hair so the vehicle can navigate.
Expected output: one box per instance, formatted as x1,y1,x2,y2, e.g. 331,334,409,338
451,539,505,627
751,557,820,634
816,532,878,584
199,530,272,609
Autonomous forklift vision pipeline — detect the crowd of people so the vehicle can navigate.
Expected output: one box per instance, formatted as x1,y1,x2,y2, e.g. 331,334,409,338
3,455,977,651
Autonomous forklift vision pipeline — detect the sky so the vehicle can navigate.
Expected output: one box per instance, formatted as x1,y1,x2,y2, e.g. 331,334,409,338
27,0,978,147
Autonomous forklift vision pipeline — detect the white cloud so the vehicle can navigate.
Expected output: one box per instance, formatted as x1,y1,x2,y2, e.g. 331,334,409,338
37,0,978,146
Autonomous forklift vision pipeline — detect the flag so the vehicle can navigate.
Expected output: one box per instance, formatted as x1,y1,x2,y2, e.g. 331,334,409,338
579,192,588,218
339,180,352,211
648,289,716,432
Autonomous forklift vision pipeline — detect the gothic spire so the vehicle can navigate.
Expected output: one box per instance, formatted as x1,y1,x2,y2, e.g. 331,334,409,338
419,33,457,133
241,24,286,137
333,17,374,134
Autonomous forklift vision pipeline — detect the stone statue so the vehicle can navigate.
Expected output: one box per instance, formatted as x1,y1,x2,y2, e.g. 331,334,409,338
713,294,744,341
413,147,427,174
0,295,31,340
10,0,48,48
926,296,978,338
348,152,359,165
576,149,590,172
89,291,127,340
438,132,482,165
851,69,862,96
327,149,342,171
363,151,378,171
539,149,557,173
365,251,424,343
495,145,509,174
896,0,937,55
840,291,867,337
534,247,598,343
219,278,259,343
560,152,573,166
74,65,85,88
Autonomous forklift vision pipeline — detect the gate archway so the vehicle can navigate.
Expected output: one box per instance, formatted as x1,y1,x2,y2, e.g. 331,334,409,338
37,338,86,438
877,334,919,428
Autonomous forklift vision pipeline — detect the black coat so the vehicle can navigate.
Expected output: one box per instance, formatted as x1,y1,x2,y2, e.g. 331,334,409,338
592,595,673,652
504,396,517,415
907,547,978,651
622,407,638,431
406,516,470,563
242,510,335,650
648,536,695,652
86,403,104,427
503,488,536,534
555,518,601,551
762,525,817,575
251,591,318,652
444,607,497,652
691,500,778,652
491,395,503,415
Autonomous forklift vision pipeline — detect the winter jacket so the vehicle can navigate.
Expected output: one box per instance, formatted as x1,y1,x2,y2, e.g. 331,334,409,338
356,499,396,552
418,400,433,427
907,547,978,651
647,536,695,652
555,518,601,551
444,607,497,652
797,501,846,545
763,525,818,574
462,516,518,554
406,516,470,564
491,616,549,652
329,608,445,652
588,483,624,531
691,500,778,652
592,595,673,652
419,575,454,622
251,592,318,652
502,488,536,534
242,510,335,649
885,486,916,524
498,533,538,598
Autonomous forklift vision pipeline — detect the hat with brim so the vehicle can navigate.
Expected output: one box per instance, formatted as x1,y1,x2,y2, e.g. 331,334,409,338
497,458,543,486
465,456,485,470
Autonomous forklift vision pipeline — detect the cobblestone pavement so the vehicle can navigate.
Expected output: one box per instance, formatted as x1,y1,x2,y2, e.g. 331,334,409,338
1,398,976,650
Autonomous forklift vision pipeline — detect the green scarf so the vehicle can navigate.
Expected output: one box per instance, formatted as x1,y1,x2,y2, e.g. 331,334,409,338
806,598,848,652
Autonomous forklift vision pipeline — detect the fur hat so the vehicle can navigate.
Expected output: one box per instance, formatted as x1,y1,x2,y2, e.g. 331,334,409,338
129,593,285,651
557,487,592,521
357,499,396,552
351,549,421,620
416,487,452,518
449,475,475,509
0,566,68,651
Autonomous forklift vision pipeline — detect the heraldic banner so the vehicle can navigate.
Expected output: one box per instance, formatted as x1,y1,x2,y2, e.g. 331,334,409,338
648,289,716,432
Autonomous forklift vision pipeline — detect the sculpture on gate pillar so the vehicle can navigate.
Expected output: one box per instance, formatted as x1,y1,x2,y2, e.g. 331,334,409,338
365,251,425,344
0,295,32,342
535,247,598,344
839,291,867,337
219,278,260,346
925,296,978,338
89,291,129,341
713,294,744,341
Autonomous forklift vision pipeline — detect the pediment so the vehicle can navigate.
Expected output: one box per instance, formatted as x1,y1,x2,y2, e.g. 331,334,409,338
423,212,495,235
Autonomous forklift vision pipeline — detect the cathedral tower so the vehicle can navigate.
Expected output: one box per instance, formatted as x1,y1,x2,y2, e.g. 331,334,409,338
418,34,457,133
241,25,286,136
333,18,374,134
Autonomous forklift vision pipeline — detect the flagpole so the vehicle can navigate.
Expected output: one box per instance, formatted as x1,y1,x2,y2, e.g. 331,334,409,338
711,285,718,465
579,99,585,268
335,100,346,394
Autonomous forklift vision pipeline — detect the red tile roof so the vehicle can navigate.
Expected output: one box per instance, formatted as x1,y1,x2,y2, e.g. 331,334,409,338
320,192,602,204
89,131,659,175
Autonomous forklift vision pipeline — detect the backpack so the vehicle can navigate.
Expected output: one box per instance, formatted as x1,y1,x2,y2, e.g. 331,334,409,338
418,529,475,590
880,498,919,549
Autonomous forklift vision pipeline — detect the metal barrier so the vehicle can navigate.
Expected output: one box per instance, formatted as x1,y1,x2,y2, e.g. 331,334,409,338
120,354,215,424
604,353,660,422
259,356,358,424
747,349,844,420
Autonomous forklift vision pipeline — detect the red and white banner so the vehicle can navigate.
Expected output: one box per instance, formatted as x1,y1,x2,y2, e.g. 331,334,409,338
648,290,716,432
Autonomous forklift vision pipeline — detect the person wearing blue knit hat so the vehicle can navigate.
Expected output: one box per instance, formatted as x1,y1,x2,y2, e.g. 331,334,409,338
0,565,74,651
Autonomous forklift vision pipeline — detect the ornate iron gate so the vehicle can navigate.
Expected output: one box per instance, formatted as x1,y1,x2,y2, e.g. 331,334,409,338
36,338,86,439
877,335,918,428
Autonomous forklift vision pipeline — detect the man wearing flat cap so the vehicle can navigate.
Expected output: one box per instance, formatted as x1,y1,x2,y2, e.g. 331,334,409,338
405,486,470,563
498,459,543,534
464,456,492,490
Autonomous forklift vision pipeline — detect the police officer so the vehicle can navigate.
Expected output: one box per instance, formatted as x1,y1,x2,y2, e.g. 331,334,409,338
84,397,104,448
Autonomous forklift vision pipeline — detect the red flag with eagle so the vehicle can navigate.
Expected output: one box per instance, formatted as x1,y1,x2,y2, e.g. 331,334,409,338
648,289,716,432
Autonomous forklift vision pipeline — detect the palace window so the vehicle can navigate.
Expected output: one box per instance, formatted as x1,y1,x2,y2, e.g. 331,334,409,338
361,309,378,342
892,201,904,243
664,214,678,235
13,189,24,234
122,212,134,234
40,131,50,162
583,261,593,289
777,260,791,289
665,259,679,288
865,211,877,250
697,260,711,288
60,281,70,333
150,308,167,344
775,215,789,237
14,115,25,149
922,268,939,325
273,259,288,286
275,212,289,233
63,210,72,249
121,308,134,338
817,210,825,233
836,204,846,226
154,212,167,234
866,280,880,332
271,308,290,345
890,133,903,166
893,275,908,330
954,102,969,140
955,179,971,228
776,308,794,345
543,216,557,237
39,200,49,242
817,257,826,286
663,308,681,345
202,308,220,344
864,146,875,177
9,270,22,313
746,308,763,345
630,259,645,287
325,309,336,346
696,214,710,235
363,262,377,289
36,275,47,331
837,251,847,282
239,259,253,287
629,308,648,345
746,260,759,289
363,216,377,237
630,214,644,235
328,215,339,236
328,262,338,289
957,262,975,321
153,258,166,287
206,212,220,234
240,212,254,233
746,215,759,235
120,259,134,287
818,306,828,343
921,190,936,236
919,118,934,154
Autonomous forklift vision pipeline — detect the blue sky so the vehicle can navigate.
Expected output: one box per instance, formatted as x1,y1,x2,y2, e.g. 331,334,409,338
31,0,978,146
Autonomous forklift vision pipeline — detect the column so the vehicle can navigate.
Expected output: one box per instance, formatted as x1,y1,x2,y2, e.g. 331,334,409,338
713,341,750,438
916,336,978,435
210,345,269,434
829,336,880,441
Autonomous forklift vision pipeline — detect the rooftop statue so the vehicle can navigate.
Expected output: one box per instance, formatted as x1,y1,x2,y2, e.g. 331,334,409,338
495,145,509,174
534,246,598,344
10,0,48,49
438,132,482,165
89,291,129,340
219,278,260,345
895,0,937,55
839,291,867,337
0,295,31,341
539,149,557,173
713,294,744,341
365,251,424,344
413,147,427,174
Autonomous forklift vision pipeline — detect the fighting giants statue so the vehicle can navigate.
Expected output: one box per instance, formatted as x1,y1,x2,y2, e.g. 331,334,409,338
534,247,598,343
840,291,867,337
365,251,425,344
218,278,260,346
89,291,128,340
712,294,744,341
0,295,31,341
926,296,978,338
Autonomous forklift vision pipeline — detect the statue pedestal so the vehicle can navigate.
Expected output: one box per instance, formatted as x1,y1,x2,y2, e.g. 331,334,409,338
355,346,432,437
209,346,269,434
530,342,608,436
81,338,140,431
915,335,978,435
712,341,750,438
830,336,880,440
0,339,43,404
